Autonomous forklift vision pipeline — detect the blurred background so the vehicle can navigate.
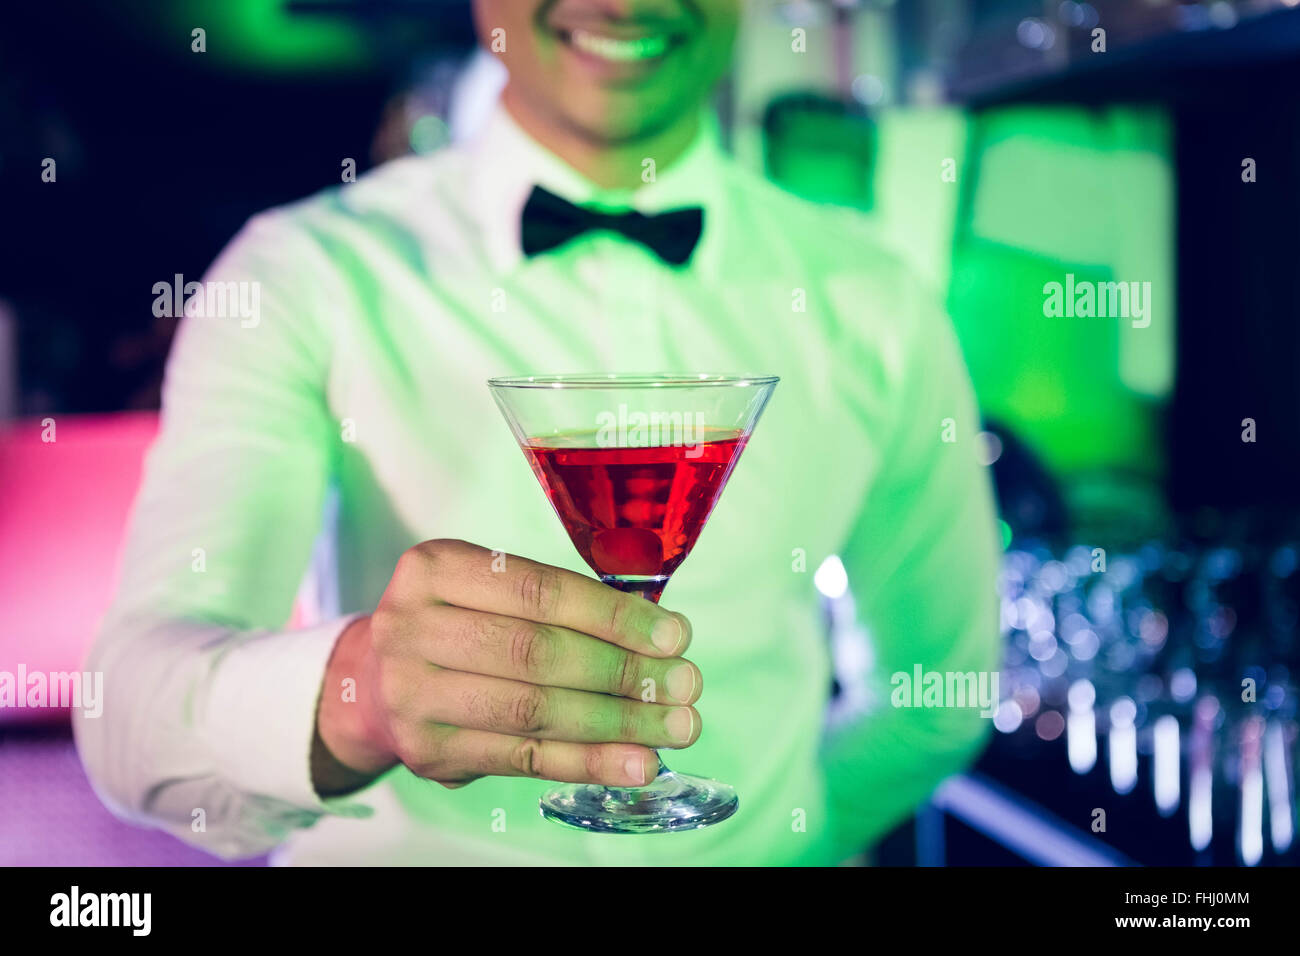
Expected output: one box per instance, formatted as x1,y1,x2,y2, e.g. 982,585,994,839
2,0,1299,866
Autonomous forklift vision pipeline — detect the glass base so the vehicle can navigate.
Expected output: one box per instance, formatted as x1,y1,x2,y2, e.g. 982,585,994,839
540,763,739,833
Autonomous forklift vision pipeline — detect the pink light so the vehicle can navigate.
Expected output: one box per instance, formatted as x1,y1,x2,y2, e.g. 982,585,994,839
0,413,158,724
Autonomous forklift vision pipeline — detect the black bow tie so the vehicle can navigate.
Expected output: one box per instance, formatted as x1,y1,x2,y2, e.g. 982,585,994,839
521,185,703,267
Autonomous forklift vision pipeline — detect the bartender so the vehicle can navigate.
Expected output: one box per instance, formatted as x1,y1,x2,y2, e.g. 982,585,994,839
74,0,1000,865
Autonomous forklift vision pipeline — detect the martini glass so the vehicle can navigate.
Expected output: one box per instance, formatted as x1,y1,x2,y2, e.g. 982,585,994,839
488,373,778,833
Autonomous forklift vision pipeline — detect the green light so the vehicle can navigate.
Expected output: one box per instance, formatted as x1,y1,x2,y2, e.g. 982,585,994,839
946,106,1173,481
162,0,367,70
999,519,1014,551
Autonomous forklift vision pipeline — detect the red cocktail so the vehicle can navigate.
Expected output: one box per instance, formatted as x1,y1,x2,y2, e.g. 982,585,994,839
522,434,747,602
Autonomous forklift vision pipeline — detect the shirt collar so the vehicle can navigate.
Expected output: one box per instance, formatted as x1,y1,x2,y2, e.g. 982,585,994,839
463,100,725,276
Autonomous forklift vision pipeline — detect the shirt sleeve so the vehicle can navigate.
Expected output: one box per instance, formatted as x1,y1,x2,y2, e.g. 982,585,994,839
72,211,375,860
822,280,1002,855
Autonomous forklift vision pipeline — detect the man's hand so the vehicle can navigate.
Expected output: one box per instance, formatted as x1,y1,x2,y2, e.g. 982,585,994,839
313,539,700,796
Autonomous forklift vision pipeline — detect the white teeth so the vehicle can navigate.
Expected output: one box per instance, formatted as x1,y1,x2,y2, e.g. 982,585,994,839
567,28,670,62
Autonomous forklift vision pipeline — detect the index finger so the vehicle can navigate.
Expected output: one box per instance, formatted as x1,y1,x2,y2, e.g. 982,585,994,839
411,539,692,657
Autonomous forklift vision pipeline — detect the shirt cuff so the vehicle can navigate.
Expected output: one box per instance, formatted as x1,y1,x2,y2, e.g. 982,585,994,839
202,614,375,819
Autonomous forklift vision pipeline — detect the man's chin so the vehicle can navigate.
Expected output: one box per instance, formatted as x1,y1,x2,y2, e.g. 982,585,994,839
561,98,689,148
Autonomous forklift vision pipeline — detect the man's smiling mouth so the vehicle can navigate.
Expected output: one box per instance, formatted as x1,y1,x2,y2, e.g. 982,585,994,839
562,28,675,63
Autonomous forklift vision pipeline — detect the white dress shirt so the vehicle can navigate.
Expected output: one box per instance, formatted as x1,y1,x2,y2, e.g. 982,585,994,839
73,102,1000,865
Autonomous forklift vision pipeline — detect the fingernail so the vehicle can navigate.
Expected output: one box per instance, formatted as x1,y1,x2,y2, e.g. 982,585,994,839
665,707,695,745
651,613,685,655
624,754,648,786
666,663,697,703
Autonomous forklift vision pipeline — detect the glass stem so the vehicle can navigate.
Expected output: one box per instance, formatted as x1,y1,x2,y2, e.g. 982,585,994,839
603,575,675,788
